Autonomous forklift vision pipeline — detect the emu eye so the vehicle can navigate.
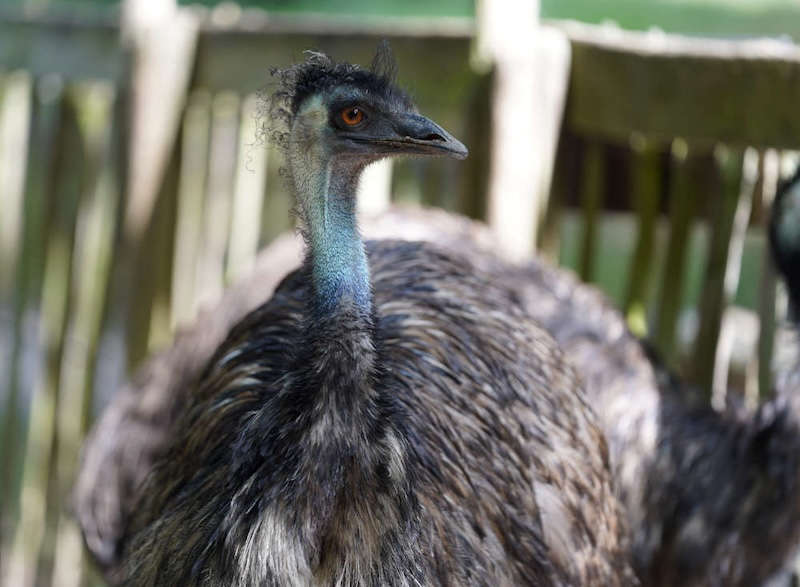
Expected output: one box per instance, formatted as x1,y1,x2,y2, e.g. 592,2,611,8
340,107,364,126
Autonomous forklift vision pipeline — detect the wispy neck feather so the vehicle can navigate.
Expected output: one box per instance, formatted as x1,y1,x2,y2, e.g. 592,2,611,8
288,119,372,318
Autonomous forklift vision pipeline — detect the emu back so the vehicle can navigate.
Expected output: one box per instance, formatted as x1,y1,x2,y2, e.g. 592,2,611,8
117,241,633,586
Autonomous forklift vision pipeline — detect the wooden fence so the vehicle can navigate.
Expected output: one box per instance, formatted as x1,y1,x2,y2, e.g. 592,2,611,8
1,5,799,586
553,21,800,403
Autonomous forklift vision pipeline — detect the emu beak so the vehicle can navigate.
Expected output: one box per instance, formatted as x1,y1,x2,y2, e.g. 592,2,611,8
367,112,468,160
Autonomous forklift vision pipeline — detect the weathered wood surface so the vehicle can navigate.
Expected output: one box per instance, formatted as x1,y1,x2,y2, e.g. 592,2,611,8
652,143,703,365
0,12,125,82
692,147,756,401
1,74,60,576
477,0,571,259
756,151,782,402
578,140,606,282
10,87,83,587
193,21,473,95
559,19,800,149
623,138,661,336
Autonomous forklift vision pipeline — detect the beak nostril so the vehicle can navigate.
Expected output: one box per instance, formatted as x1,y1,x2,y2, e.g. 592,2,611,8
422,132,446,142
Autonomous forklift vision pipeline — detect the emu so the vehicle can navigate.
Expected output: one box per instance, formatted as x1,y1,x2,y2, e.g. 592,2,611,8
77,164,800,585
84,50,635,585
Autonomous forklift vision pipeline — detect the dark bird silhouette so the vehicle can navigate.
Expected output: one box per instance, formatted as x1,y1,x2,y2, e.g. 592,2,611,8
509,248,800,587
81,49,635,585
516,168,800,587
770,165,800,316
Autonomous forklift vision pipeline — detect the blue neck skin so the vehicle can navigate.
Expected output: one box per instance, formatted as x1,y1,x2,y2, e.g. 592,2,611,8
306,158,371,317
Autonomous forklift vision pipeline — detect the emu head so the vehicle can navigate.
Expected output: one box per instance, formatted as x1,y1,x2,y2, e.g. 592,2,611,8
267,44,468,314
269,43,468,170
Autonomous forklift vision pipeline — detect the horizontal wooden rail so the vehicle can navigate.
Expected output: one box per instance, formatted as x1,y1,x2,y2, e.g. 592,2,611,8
198,7,474,38
556,19,800,149
191,30,474,101
0,11,127,82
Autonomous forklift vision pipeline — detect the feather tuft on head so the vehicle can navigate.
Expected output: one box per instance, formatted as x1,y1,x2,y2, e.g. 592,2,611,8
258,42,411,151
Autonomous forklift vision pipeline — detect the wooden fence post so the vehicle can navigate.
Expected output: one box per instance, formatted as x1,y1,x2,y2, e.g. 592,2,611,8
8,87,83,587
755,150,780,402
0,70,35,576
478,0,571,260
624,135,662,336
0,74,61,587
693,146,757,405
121,0,198,244
578,140,605,282
653,141,700,365
119,0,198,370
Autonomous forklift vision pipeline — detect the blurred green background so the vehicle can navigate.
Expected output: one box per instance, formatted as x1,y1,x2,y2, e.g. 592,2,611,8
5,0,800,40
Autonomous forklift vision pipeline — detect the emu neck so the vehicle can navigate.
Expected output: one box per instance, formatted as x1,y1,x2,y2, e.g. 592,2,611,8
311,163,370,317
290,148,371,319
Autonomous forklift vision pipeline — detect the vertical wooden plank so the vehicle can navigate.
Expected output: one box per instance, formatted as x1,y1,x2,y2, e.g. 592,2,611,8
50,82,118,587
81,80,129,448
260,143,293,247
226,93,267,282
123,245,152,371
478,0,571,260
756,251,778,400
0,71,6,302
653,140,699,364
538,128,579,261
578,140,605,282
456,71,492,221
120,0,196,372
121,0,198,247
82,76,130,411
75,85,130,587
0,71,32,559
0,71,31,296
0,71,8,578
693,146,757,404
756,149,781,401
0,73,61,566
125,134,181,368
170,89,211,330
145,124,182,354
623,135,662,336
7,87,83,587
194,90,239,310
35,87,91,587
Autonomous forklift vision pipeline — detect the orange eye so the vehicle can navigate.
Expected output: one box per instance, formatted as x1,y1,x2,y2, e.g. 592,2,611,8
341,107,364,126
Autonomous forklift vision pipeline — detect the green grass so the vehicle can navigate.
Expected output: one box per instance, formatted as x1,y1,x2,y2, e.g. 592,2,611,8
541,0,800,40
9,0,800,40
